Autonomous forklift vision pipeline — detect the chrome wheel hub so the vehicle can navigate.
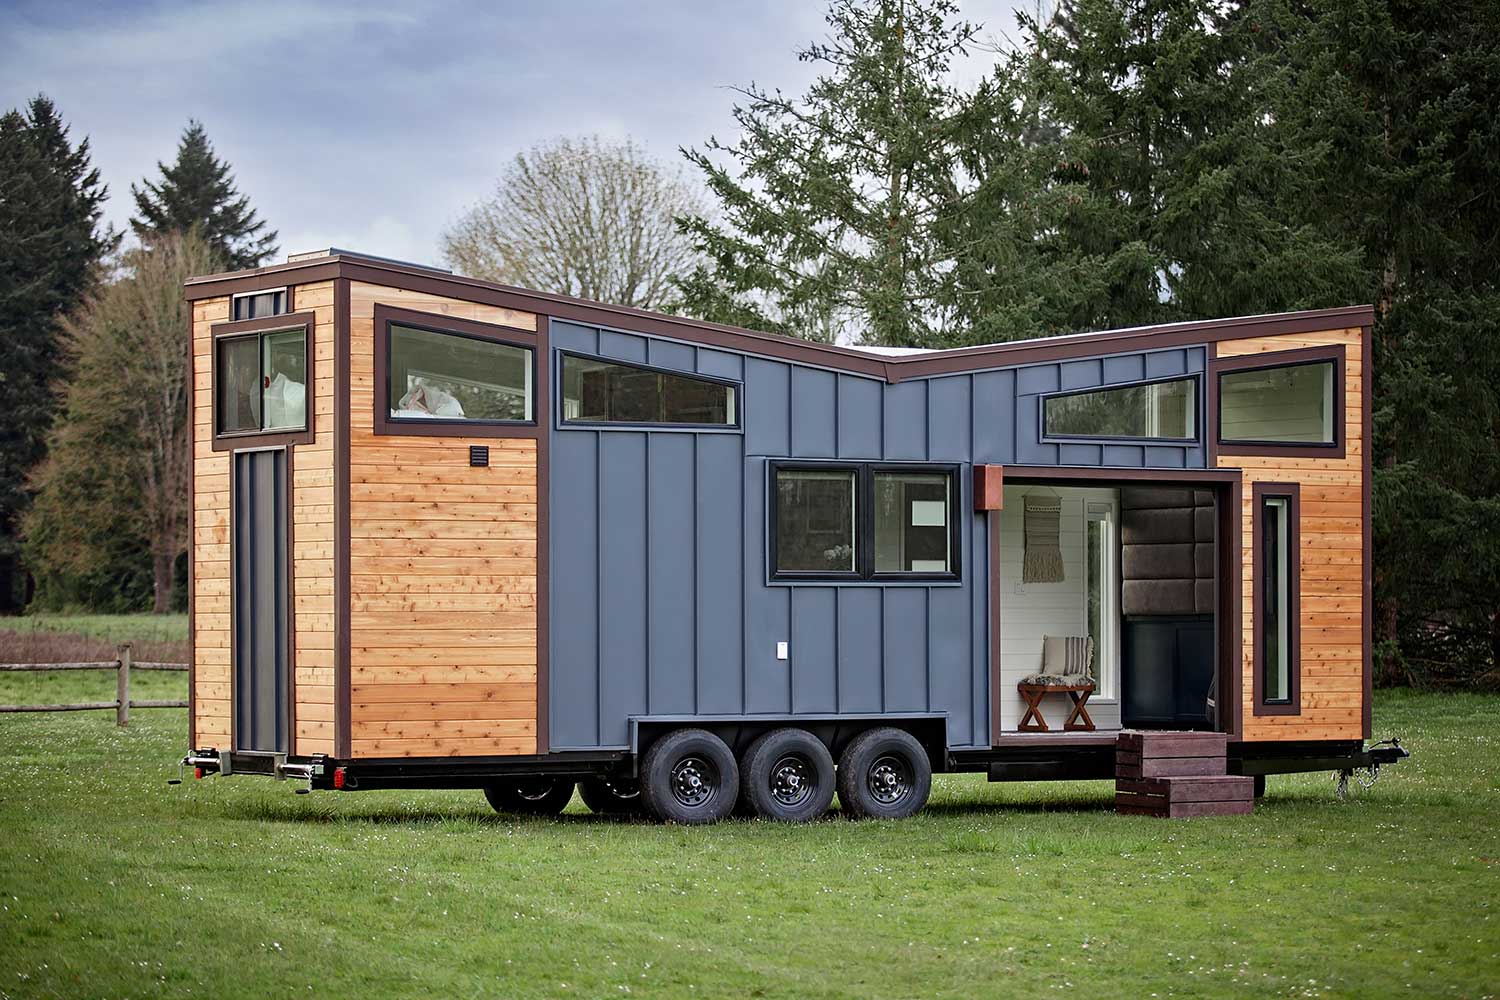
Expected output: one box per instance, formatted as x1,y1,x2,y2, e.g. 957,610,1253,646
769,755,813,807
867,755,911,805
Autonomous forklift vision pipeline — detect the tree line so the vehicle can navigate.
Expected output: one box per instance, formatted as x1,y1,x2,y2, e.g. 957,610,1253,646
1,104,275,613
2,0,1495,687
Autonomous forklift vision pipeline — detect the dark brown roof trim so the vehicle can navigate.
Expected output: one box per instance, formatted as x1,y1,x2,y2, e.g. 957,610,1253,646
185,254,1374,382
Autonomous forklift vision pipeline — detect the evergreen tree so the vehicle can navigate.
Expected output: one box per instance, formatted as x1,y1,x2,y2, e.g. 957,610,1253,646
675,0,1008,346
1004,0,1363,333
131,121,277,269
0,95,115,610
1245,0,1500,682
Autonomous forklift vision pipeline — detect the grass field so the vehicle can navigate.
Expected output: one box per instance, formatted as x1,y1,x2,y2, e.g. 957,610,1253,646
0,614,188,667
1,665,1496,998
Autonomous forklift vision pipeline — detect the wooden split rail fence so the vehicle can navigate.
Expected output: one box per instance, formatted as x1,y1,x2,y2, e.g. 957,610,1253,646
0,643,188,726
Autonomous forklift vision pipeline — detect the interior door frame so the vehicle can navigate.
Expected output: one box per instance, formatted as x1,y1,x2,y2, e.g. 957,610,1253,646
229,444,297,756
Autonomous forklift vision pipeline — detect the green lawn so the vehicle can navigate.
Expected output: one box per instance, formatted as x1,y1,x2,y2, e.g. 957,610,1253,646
0,679,1495,999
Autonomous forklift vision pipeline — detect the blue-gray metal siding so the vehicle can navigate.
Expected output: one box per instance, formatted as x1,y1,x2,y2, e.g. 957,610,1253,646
548,319,1205,750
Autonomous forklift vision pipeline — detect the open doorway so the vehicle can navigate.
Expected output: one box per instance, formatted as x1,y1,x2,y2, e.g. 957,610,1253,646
998,482,1219,735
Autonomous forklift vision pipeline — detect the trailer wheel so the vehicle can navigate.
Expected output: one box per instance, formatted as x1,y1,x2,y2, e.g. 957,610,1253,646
483,778,575,816
578,776,646,816
639,728,739,825
738,728,835,822
836,727,932,820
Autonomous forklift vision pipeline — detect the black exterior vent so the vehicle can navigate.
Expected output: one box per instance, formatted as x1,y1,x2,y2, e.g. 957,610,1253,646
469,445,489,467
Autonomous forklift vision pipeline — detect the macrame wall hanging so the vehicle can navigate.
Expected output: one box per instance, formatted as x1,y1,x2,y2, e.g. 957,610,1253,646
1023,495,1064,583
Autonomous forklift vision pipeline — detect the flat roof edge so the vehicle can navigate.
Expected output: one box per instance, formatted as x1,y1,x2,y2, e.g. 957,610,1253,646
184,255,1373,379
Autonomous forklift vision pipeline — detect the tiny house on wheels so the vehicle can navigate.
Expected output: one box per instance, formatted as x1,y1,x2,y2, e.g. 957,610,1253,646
180,249,1404,823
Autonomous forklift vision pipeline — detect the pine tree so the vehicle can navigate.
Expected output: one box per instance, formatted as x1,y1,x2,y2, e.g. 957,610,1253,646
1245,0,1500,683
675,0,1006,346
131,121,276,269
1008,0,1363,333
0,95,115,610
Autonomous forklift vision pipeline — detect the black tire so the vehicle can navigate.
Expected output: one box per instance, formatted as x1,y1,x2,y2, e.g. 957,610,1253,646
578,776,647,816
639,728,739,825
483,777,575,816
836,727,932,820
738,728,836,822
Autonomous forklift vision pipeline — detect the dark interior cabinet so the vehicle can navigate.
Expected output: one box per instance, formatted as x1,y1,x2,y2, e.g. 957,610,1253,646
1122,614,1215,728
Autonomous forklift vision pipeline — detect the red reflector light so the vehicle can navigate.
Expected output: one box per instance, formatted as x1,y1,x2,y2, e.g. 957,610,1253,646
194,767,204,780
333,767,346,790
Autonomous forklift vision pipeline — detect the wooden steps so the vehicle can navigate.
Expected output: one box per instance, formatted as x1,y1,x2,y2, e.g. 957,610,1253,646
1114,731,1253,818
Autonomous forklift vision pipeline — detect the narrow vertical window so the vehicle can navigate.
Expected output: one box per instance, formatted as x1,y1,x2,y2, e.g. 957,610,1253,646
1254,485,1300,714
1085,502,1117,699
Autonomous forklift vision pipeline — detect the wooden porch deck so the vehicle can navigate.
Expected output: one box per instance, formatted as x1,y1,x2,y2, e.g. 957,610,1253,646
991,729,1122,748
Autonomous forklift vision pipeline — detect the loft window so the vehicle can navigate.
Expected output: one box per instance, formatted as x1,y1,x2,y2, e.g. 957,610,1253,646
1253,484,1300,715
771,463,960,581
231,288,287,321
387,323,533,424
216,327,307,434
1219,360,1336,445
560,354,738,427
1042,376,1198,441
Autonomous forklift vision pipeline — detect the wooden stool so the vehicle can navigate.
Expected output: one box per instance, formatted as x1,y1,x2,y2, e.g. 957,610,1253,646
1017,682,1096,732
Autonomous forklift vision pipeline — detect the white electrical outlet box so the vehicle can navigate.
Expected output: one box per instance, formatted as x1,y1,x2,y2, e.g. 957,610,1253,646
775,641,789,661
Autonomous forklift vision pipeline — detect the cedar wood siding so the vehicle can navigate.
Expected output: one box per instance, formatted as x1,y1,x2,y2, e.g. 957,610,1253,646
345,282,542,758
191,282,336,755
1215,327,1368,742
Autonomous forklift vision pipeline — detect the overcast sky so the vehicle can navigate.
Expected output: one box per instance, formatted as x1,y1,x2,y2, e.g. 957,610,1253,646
2,0,1026,269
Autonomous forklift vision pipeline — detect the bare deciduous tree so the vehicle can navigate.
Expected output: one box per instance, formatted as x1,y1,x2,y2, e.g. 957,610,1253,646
442,135,705,310
25,232,216,612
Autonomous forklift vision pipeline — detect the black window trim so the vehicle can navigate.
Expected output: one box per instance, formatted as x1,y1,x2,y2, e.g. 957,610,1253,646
1038,372,1202,444
1252,481,1302,716
768,460,963,584
376,309,539,436
556,349,745,432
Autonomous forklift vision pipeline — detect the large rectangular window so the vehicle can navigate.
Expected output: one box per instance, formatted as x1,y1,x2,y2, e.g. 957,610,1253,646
561,354,738,427
1220,360,1336,445
1253,484,1300,714
1043,376,1197,440
216,326,307,436
771,464,960,581
387,323,532,423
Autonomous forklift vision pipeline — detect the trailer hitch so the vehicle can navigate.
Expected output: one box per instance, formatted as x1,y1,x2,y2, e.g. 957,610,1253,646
1334,737,1408,799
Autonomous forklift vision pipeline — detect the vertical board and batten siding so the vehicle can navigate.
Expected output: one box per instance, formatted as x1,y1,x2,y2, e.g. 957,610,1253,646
549,320,1205,751
345,282,540,758
1217,328,1365,742
191,281,336,755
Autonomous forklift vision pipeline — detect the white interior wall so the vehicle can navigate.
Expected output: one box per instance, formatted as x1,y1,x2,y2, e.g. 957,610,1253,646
998,485,1122,731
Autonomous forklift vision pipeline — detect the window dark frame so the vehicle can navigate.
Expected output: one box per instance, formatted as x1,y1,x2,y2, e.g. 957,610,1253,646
768,461,962,583
1252,482,1301,716
373,303,540,439
556,350,744,432
1038,373,1202,444
231,286,290,321
1208,344,1346,459
210,312,316,452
